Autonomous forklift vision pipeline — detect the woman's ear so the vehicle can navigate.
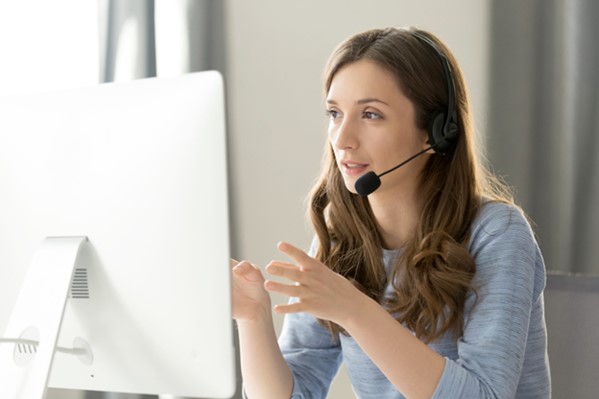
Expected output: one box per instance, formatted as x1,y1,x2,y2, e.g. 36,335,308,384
422,130,436,154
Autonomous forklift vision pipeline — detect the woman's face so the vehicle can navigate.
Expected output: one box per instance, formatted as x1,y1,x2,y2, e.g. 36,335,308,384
326,59,430,197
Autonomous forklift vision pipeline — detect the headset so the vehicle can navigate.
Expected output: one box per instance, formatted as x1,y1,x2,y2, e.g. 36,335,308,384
411,30,459,155
354,30,460,196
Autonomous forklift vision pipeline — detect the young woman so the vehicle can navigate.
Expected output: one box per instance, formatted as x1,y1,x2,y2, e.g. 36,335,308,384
231,27,551,399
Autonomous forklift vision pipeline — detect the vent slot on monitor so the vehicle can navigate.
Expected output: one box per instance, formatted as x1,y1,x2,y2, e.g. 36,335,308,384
70,268,90,299
17,342,37,354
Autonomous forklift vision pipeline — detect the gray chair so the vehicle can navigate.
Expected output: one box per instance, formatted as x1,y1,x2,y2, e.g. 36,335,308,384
544,271,599,399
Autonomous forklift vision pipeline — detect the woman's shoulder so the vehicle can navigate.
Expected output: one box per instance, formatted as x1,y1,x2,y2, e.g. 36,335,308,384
469,200,537,253
468,200,546,301
472,200,530,234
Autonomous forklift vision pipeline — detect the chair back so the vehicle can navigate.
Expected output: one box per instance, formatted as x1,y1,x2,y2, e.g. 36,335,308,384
545,271,599,398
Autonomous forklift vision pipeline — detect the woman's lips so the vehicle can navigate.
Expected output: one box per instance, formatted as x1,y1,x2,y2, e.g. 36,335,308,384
341,161,369,176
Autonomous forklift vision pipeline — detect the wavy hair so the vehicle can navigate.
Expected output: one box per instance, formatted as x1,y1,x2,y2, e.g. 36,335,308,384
309,27,513,343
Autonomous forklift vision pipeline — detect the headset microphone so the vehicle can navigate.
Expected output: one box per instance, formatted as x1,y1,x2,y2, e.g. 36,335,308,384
354,145,434,197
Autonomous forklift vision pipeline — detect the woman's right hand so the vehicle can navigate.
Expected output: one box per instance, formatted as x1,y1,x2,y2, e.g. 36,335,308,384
230,259,271,321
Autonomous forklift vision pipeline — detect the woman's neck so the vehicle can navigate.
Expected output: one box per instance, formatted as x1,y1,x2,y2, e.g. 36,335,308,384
368,187,420,250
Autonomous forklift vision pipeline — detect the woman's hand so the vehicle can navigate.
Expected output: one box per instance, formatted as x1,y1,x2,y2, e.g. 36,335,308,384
231,259,271,322
263,242,364,326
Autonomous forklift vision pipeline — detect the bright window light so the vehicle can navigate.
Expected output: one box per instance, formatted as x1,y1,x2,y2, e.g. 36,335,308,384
0,1,99,96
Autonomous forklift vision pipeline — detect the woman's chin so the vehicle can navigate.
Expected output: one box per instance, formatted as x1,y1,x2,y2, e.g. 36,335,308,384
344,179,358,195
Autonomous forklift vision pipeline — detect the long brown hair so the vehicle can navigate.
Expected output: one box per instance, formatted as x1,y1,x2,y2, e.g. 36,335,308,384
309,27,513,343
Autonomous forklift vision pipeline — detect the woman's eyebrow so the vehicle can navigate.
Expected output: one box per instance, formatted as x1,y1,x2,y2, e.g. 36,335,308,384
326,98,389,106
356,98,389,106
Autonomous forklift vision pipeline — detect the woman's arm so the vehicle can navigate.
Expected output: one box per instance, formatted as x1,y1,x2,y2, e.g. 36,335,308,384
265,246,444,399
237,311,294,399
341,294,446,398
231,260,293,399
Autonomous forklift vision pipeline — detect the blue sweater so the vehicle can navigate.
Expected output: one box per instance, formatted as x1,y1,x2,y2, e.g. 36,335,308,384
278,202,551,398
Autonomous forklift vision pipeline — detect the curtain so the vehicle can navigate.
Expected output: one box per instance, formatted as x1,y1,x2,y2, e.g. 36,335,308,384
98,0,225,83
488,0,599,274
99,0,156,82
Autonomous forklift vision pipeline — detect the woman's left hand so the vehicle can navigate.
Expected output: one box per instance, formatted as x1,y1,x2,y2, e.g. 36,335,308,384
264,241,364,326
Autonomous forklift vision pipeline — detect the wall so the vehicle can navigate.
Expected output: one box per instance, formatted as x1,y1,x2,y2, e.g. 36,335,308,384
224,1,490,397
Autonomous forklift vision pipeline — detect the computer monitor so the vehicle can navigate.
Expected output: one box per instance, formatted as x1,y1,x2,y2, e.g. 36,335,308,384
0,71,236,398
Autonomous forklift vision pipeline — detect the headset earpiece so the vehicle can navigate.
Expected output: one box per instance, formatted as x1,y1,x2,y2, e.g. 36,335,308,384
428,111,458,155
413,30,459,156
427,111,446,152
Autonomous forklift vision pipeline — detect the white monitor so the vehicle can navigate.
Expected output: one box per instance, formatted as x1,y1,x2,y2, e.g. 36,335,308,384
0,71,236,398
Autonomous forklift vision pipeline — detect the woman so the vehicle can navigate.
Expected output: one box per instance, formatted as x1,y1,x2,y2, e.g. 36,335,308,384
232,27,551,399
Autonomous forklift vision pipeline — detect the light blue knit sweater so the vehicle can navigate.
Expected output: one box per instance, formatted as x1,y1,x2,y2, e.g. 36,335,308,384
278,202,551,398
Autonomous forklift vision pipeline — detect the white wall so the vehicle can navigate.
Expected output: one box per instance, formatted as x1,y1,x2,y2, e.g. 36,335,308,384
224,1,490,397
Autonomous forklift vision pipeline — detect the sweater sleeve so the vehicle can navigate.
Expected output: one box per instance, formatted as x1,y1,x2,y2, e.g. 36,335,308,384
431,202,548,398
278,308,343,399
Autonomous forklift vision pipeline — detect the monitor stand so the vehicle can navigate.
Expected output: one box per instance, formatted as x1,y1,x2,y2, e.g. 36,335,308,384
0,236,88,399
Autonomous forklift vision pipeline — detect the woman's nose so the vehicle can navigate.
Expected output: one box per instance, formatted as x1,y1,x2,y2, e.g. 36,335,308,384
332,119,358,150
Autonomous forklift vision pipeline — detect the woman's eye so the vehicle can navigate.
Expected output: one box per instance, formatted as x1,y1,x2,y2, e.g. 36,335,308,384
325,109,340,119
364,111,382,120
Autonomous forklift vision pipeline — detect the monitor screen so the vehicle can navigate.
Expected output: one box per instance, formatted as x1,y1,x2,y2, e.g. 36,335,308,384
0,71,236,398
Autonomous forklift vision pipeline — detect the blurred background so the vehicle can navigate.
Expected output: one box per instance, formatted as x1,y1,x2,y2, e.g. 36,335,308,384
1,0,597,398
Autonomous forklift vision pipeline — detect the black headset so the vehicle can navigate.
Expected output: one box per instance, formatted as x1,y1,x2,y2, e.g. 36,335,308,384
354,30,461,196
411,31,459,155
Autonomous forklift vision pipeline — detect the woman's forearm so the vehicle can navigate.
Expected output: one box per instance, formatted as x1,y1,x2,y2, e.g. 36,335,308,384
237,305,294,399
342,294,445,399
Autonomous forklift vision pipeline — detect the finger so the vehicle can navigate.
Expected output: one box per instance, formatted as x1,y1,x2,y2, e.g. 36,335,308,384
263,280,302,297
277,242,314,268
232,260,252,274
232,261,262,281
265,261,304,283
273,301,305,314
231,258,259,270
